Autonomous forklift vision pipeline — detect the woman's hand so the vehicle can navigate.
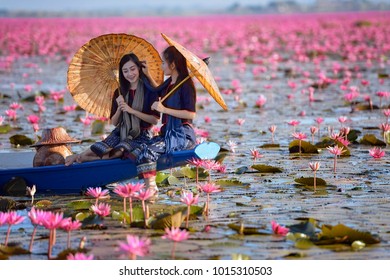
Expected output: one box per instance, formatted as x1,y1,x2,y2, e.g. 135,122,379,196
117,95,134,114
151,99,166,113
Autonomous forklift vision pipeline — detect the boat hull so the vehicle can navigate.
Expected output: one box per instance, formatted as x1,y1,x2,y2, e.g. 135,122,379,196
0,142,220,195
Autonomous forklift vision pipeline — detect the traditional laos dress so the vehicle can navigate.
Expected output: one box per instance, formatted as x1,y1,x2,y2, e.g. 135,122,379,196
132,78,197,179
90,79,159,158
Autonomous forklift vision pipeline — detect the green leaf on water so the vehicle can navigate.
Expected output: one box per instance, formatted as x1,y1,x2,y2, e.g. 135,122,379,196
289,140,319,154
228,223,270,235
235,166,249,174
9,134,34,146
287,219,318,239
0,244,30,255
295,238,314,249
294,177,327,186
148,208,186,229
0,124,11,134
251,164,283,173
156,172,170,184
260,143,280,148
215,179,250,187
91,120,105,135
66,200,92,210
359,134,386,146
75,211,91,221
319,224,380,244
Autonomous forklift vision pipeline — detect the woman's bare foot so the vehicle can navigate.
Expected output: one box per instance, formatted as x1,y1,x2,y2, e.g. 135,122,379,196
64,154,80,166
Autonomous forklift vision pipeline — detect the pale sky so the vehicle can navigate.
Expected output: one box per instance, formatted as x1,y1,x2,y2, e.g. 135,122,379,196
0,0,317,11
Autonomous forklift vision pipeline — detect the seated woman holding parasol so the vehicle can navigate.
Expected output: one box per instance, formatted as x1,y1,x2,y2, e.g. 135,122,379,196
127,46,197,192
65,53,160,165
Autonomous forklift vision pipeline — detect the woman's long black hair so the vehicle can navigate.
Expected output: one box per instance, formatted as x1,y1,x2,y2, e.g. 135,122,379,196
162,46,195,93
117,52,147,95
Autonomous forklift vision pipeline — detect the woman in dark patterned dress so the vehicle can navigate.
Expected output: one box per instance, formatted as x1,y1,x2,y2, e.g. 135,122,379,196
129,46,197,192
65,53,160,165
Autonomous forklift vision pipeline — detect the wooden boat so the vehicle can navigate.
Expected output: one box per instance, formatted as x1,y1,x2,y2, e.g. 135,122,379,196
0,142,220,195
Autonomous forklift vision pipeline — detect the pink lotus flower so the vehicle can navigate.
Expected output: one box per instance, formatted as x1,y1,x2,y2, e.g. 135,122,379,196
114,182,144,222
162,227,189,259
198,182,221,216
327,146,346,173
63,104,77,112
91,202,111,217
27,114,39,124
227,140,237,153
369,147,385,159
9,102,23,110
85,187,110,206
67,252,94,260
135,187,157,225
200,159,221,182
117,234,151,260
255,94,267,108
60,218,82,248
0,116,4,126
309,162,321,192
288,120,300,132
181,190,199,228
250,148,263,164
204,116,211,123
2,211,25,246
292,132,307,155
383,109,390,123
42,211,64,258
271,220,289,236
269,125,276,143
28,207,48,252
187,157,204,184
5,109,17,122
35,95,45,106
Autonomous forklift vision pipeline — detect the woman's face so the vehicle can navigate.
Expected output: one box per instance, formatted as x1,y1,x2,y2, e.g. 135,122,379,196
122,60,139,84
162,57,173,76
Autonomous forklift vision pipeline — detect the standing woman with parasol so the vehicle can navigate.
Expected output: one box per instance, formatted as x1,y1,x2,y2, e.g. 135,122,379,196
128,46,197,191
65,53,160,165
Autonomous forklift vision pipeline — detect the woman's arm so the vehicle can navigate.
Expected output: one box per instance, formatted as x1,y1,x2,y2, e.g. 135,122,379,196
142,61,159,88
119,102,159,125
151,100,196,120
110,94,124,126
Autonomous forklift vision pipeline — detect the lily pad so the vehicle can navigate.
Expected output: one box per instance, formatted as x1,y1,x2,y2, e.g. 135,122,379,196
9,134,34,146
359,134,386,146
228,223,270,235
35,199,53,208
0,198,17,212
287,219,318,239
0,124,11,134
289,140,319,154
66,200,92,210
235,166,249,174
260,143,280,148
91,120,105,135
294,177,327,186
251,164,283,173
147,208,186,229
215,179,250,187
319,224,380,244
0,244,30,255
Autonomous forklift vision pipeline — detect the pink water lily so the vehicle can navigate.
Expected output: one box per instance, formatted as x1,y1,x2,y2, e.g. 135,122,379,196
28,207,49,252
135,187,157,226
162,227,189,259
114,182,144,222
91,202,111,218
67,252,94,260
60,218,82,248
327,145,346,173
271,220,289,236
117,234,151,260
198,182,222,216
309,162,321,192
292,132,307,155
3,211,25,246
268,125,277,143
180,190,199,228
41,211,64,259
85,187,110,206
369,147,385,159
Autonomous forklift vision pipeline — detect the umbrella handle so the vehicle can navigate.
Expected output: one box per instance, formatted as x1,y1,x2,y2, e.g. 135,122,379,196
160,75,191,103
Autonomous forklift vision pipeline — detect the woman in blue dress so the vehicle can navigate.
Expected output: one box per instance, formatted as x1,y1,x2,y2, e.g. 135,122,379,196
65,53,160,165
128,46,197,191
